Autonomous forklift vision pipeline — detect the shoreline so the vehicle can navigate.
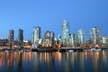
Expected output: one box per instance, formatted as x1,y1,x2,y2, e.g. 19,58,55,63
0,47,108,52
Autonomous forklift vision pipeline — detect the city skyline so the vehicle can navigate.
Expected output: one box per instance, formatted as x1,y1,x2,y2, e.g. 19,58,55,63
0,0,108,40
0,0,108,72
0,20,107,49
0,20,108,41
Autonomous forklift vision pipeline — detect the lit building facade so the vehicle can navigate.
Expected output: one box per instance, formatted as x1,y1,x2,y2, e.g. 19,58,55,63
42,31,54,48
32,26,41,45
77,29,85,44
18,29,24,47
101,36,108,47
101,36,108,44
74,34,79,47
68,34,75,47
62,20,70,46
90,27,100,45
9,29,14,48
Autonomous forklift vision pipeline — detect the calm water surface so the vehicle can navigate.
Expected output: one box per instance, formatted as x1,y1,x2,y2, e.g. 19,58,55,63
0,51,108,72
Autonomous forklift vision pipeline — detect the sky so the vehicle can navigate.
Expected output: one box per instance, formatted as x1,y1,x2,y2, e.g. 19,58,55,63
0,0,108,40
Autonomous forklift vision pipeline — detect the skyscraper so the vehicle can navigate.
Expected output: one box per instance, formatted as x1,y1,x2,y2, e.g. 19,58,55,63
62,20,70,46
32,26,41,44
9,29,14,48
43,31,54,47
77,29,85,44
90,27,100,45
18,29,24,47
18,29,23,42
74,34,79,47
68,34,75,47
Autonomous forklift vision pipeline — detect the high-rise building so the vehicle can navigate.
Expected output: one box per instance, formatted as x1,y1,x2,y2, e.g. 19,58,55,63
32,26,41,44
45,31,51,39
18,29,24,47
62,20,70,46
9,29,14,48
74,34,79,47
45,31,54,39
18,29,23,42
77,29,85,44
101,36,108,44
9,30,14,43
68,34,75,47
90,27,100,45
42,31,54,47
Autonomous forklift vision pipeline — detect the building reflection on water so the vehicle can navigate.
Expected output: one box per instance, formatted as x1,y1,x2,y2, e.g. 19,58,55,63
0,51,108,72
0,52,32,72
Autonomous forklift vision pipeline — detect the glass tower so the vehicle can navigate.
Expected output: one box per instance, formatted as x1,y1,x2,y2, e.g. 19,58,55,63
9,29,14,49
62,20,70,46
18,29,23,43
77,29,85,44
32,26,41,44
18,29,24,47
90,27,100,45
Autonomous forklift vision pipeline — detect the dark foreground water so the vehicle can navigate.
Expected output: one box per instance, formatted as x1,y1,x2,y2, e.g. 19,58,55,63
0,51,108,72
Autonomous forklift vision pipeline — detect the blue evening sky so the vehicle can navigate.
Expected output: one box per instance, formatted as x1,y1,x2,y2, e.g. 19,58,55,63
0,0,108,40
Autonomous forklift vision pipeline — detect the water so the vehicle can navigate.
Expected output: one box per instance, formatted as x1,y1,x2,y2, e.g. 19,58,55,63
0,51,108,72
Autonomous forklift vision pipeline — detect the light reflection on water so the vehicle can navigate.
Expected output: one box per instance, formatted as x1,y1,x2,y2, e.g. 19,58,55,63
0,51,108,72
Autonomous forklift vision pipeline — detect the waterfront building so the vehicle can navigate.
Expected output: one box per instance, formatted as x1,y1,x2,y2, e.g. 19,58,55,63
32,26,41,45
101,36,108,47
38,38,43,45
18,29,24,47
23,40,32,48
0,39,8,46
90,27,100,45
8,29,14,48
42,31,54,48
74,34,79,47
68,34,75,47
77,29,85,44
62,20,70,47
53,35,63,48
101,36,108,44
18,29,23,42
